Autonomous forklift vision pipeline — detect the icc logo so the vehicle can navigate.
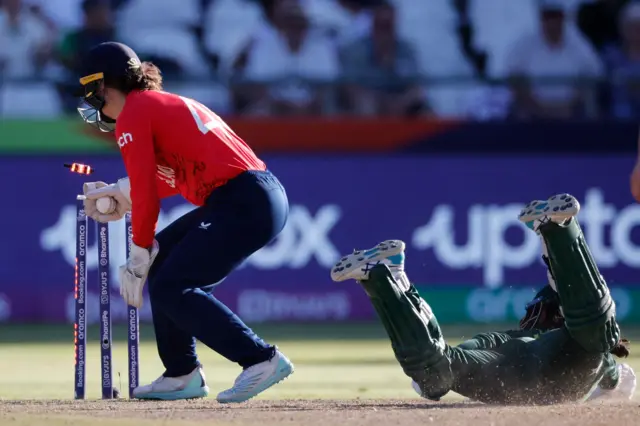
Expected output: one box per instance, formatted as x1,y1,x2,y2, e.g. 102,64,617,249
118,133,133,149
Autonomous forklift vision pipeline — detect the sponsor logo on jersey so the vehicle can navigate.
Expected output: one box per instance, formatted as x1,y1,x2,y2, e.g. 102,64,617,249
117,133,133,149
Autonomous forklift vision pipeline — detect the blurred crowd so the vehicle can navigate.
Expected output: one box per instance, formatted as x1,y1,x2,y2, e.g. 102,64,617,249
1,0,640,119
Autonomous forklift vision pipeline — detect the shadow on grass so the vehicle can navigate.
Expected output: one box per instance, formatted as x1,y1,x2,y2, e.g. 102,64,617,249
0,323,517,344
4,323,640,345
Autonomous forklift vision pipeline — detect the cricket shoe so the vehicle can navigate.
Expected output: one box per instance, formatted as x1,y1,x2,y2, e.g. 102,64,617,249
133,366,209,400
518,194,580,232
217,349,294,403
331,240,405,282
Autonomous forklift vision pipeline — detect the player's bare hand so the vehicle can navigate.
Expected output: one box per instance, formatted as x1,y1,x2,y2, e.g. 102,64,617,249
630,161,640,202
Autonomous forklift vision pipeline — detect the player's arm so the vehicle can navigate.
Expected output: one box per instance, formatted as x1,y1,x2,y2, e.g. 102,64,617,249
117,106,159,249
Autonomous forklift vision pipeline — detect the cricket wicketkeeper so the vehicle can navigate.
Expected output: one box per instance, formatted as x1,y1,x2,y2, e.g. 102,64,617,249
331,194,636,404
74,42,293,402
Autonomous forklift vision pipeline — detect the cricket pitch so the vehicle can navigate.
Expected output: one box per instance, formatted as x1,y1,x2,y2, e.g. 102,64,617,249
2,399,639,426
2,324,639,425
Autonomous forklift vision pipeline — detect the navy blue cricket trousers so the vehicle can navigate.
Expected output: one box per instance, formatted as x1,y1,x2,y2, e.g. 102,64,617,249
147,170,288,377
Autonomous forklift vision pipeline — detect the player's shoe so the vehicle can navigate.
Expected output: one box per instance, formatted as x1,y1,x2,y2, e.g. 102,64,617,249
133,366,209,400
217,349,294,403
411,380,423,398
518,194,580,231
331,240,405,282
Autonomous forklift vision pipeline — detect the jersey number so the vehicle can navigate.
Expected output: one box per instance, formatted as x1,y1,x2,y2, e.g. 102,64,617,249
180,96,228,135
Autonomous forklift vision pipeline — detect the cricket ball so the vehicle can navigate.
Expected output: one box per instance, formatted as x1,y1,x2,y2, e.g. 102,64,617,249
96,196,116,215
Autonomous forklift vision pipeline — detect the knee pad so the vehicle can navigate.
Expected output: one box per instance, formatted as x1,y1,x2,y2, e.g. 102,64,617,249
565,294,619,354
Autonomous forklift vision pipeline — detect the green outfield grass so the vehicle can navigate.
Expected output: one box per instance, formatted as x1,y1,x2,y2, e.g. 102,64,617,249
0,120,114,154
2,322,640,401
0,322,414,400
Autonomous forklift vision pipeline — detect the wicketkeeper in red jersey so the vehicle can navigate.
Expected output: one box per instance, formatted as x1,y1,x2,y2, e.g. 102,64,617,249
74,42,294,402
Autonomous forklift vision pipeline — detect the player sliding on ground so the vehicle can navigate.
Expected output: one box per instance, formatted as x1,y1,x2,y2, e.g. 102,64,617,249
331,194,636,404
74,42,293,402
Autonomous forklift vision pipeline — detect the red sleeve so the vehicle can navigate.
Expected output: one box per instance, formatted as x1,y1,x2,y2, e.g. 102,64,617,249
117,104,159,249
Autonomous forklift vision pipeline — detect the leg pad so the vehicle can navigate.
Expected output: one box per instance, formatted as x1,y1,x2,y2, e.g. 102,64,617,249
362,265,453,399
540,219,620,354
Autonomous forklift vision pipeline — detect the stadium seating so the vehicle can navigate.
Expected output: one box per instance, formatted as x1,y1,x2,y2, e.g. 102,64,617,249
116,0,211,77
0,0,604,117
1,82,63,118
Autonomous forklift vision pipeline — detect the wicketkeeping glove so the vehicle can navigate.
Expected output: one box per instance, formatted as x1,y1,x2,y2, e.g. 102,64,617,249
83,177,132,223
118,239,160,308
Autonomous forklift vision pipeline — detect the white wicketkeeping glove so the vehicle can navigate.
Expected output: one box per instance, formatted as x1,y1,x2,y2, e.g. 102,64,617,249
118,239,160,309
83,177,132,223
587,363,637,402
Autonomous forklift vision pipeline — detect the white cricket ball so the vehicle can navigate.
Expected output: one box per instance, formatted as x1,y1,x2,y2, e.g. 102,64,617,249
96,196,116,214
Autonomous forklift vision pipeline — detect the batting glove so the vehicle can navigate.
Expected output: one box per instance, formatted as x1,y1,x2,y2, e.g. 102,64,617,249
83,177,132,223
119,239,159,309
588,363,636,402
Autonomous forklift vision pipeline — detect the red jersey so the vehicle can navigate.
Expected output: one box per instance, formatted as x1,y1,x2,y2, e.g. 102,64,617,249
115,90,266,248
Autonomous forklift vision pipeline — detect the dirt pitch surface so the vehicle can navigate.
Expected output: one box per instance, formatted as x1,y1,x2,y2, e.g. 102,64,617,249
1,399,640,426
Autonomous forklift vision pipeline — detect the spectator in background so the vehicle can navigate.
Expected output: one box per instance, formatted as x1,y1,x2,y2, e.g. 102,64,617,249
505,0,603,120
577,0,629,52
302,0,374,48
57,0,114,78
340,1,427,117
116,0,210,79
603,2,640,119
24,0,85,32
0,0,54,79
237,0,339,116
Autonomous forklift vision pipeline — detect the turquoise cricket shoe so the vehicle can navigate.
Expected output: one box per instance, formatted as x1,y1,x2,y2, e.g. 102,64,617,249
518,194,580,231
217,350,294,403
133,366,209,400
330,239,405,282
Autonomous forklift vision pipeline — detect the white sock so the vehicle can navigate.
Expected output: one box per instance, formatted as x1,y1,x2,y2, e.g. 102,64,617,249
539,235,558,292
394,271,411,292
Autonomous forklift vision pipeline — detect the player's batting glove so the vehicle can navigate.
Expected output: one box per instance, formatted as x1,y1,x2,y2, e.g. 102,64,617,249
587,363,636,402
119,239,160,308
83,177,132,223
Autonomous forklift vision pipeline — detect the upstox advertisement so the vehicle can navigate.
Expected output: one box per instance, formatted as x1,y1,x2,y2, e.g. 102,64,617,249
0,155,638,323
